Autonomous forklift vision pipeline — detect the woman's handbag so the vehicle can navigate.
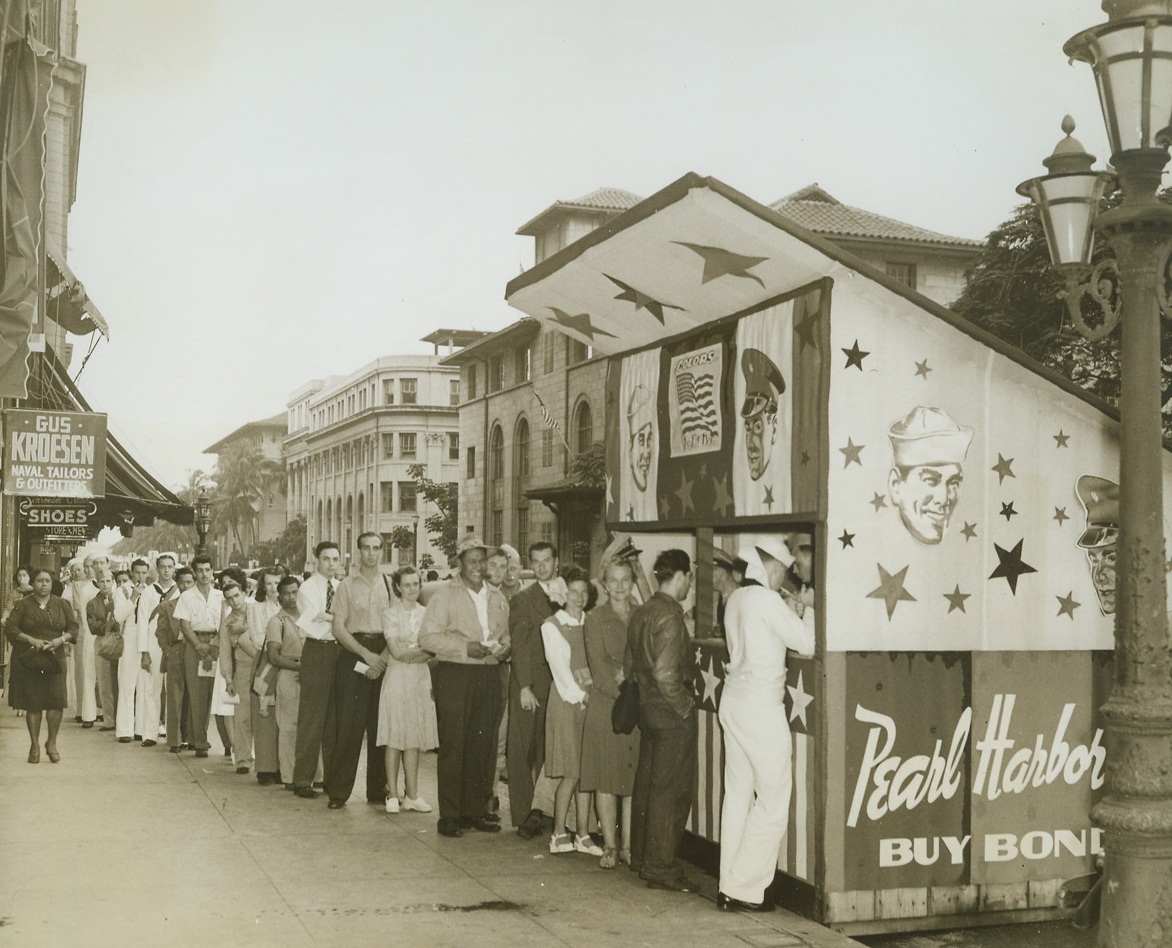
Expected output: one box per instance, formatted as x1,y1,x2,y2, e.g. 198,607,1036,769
611,677,639,735
96,629,124,661
18,645,62,674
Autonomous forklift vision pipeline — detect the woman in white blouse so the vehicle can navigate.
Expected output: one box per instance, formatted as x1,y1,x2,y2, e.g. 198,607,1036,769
377,567,437,814
541,565,604,857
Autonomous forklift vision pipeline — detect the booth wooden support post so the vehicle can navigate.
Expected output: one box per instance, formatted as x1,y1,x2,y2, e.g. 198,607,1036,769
1090,151,1172,947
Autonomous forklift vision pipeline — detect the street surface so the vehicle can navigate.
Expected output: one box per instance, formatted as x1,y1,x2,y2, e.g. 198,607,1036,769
859,922,1095,948
0,707,861,948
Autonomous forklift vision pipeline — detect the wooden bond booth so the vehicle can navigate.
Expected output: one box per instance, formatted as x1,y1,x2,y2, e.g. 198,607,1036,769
503,173,1169,934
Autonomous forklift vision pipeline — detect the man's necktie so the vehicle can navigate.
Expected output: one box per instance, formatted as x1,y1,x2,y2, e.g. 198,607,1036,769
325,581,334,613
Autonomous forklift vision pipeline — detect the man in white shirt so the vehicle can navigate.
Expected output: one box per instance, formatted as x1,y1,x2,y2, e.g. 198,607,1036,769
114,559,149,742
64,558,98,726
172,554,224,758
292,541,342,799
135,553,179,747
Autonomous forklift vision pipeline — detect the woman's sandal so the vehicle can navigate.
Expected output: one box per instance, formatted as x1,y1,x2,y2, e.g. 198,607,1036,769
599,847,618,870
618,848,632,867
45,743,60,763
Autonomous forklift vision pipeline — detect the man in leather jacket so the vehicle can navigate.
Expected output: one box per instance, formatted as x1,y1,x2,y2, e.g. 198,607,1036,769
625,548,697,892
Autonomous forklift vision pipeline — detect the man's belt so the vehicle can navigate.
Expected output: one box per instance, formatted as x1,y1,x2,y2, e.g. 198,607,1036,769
193,630,217,638
352,632,384,644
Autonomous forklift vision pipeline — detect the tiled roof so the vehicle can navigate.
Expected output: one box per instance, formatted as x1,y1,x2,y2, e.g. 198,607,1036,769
770,184,983,249
562,187,644,212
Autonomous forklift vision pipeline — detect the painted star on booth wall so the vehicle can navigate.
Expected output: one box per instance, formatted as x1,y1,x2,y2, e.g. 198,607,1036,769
711,474,734,514
1000,501,1018,521
657,494,671,520
842,340,869,370
605,474,615,509
674,470,696,516
1054,430,1071,448
1056,591,1082,619
800,449,811,466
839,438,864,468
839,530,855,548
763,485,775,511
1054,507,1070,526
866,563,917,620
943,584,971,614
989,539,1038,594
625,505,635,522
870,492,888,512
992,453,1016,484
700,660,721,708
794,308,821,351
673,241,767,288
604,274,684,325
961,522,978,541
787,671,813,728
549,307,617,342
914,359,932,379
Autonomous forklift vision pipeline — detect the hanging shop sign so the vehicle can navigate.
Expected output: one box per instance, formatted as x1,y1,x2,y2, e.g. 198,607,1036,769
19,497,99,539
3,409,107,498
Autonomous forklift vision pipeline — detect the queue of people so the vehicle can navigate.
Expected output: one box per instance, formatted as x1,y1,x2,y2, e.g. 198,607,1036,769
2,527,812,913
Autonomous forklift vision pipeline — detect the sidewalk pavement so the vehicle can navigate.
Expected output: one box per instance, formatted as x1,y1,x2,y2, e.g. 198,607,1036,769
0,705,864,948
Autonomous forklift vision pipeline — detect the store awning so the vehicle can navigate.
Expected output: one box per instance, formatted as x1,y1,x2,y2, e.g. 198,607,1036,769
46,238,110,339
505,172,912,359
33,348,191,526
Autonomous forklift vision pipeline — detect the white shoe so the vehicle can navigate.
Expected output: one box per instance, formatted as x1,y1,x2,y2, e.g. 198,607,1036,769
574,833,604,857
384,796,400,814
550,831,575,854
158,725,166,737
401,796,432,813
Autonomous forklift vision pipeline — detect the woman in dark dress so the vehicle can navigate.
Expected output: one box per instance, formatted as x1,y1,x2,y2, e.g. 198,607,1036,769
5,567,78,763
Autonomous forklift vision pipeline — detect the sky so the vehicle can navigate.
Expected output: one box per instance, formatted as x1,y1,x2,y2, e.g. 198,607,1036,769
64,0,1111,489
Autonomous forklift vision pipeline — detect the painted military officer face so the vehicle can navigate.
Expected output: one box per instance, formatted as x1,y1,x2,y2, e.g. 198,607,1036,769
744,409,777,481
1085,536,1117,615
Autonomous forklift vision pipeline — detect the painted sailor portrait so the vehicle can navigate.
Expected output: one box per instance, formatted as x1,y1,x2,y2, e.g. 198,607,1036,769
886,406,973,545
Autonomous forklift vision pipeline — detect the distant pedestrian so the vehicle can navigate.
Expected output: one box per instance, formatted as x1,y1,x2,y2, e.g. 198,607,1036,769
377,566,436,814
219,580,254,772
64,556,98,727
113,559,149,742
418,537,510,837
248,568,283,785
265,575,316,788
626,549,697,892
173,555,223,758
6,567,77,763
135,553,179,747
160,567,195,752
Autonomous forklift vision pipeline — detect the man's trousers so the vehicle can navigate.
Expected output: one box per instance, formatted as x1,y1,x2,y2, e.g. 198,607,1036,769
115,640,140,739
293,639,339,789
630,697,697,885
182,634,216,751
165,641,190,748
327,635,387,804
227,648,255,769
434,662,501,822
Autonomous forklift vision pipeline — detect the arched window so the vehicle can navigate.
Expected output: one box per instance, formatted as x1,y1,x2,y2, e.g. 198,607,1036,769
575,401,593,454
324,499,333,542
514,416,530,479
356,492,365,533
489,424,505,483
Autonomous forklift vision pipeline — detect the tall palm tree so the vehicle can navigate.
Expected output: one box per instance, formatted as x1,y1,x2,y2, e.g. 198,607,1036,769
211,441,284,558
111,468,207,558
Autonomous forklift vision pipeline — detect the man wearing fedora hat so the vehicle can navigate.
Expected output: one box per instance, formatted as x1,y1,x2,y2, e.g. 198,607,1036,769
1076,474,1119,616
419,536,511,838
886,406,973,546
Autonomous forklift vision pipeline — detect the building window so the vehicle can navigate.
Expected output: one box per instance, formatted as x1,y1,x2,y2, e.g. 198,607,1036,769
516,505,530,555
542,429,553,467
449,432,460,461
540,521,553,544
382,433,394,459
381,533,395,564
542,334,555,374
399,482,417,513
489,425,504,483
575,401,593,454
567,338,591,366
467,445,476,478
380,482,394,513
514,417,530,479
467,365,477,399
885,261,917,290
383,380,395,405
400,432,416,458
401,378,417,404
515,345,530,384
491,509,503,547
488,356,504,393
450,378,460,407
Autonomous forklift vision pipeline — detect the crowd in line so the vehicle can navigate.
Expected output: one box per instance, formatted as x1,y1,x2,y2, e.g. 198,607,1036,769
3,528,813,912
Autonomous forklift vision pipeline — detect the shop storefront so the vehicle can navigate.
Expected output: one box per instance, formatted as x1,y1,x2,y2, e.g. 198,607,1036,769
504,173,1161,933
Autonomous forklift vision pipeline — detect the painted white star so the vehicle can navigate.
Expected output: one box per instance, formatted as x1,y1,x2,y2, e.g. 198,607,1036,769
700,661,721,706
695,647,703,666
787,671,813,728
605,474,615,509
1107,879,1119,895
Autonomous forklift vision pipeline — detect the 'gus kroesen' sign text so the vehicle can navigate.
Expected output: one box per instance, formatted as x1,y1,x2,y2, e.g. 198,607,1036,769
4,409,107,498
849,694,1105,867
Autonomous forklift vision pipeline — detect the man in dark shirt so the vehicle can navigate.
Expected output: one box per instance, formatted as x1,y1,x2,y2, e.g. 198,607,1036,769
625,549,697,892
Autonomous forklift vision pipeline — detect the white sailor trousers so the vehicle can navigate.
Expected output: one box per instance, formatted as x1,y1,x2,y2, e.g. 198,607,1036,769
718,683,792,903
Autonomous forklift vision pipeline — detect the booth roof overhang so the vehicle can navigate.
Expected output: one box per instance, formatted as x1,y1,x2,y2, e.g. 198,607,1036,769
503,172,1113,419
36,347,192,526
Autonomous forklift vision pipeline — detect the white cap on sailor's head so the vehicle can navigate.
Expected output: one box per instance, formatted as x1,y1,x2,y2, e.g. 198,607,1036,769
888,406,973,468
627,383,653,426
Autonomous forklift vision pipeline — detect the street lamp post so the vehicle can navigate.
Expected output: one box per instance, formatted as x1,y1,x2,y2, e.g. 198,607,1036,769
1018,5,1172,945
412,512,420,567
194,487,212,557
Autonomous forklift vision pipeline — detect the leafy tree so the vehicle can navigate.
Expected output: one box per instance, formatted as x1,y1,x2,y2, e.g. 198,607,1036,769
389,525,415,553
209,440,285,557
112,468,207,558
251,515,308,571
950,196,1172,435
567,439,605,488
406,463,458,560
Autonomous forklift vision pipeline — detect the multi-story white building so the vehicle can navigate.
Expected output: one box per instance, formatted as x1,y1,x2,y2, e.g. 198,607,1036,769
285,331,484,571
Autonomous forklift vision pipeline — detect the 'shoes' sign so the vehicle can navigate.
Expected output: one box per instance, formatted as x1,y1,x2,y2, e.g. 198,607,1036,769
4,409,108,498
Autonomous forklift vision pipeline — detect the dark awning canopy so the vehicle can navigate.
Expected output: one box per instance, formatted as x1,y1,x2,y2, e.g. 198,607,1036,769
32,348,191,527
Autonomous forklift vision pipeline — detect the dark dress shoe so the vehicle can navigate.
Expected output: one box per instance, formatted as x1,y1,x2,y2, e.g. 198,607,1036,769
468,818,501,833
437,818,464,838
81,722,93,729
74,715,82,723
516,809,545,839
257,774,275,787
717,892,772,912
99,726,114,732
312,781,325,790
645,878,694,893
118,737,132,743
133,734,142,741
235,766,250,775
327,799,346,810
293,786,318,799
169,746,183,754
195,749,209,758
142,740,157,747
